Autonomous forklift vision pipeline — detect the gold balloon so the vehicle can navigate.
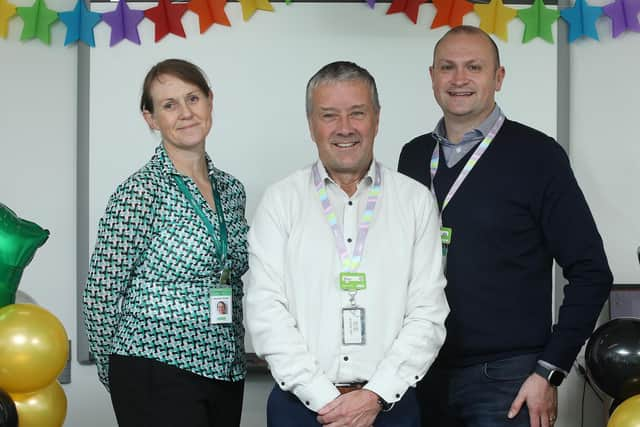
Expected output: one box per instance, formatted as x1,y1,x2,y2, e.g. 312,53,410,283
0,304,68,393
10,381,67,427
609,395,640,427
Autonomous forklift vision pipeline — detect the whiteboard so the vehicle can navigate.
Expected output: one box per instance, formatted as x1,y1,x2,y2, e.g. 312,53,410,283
79,2,558,361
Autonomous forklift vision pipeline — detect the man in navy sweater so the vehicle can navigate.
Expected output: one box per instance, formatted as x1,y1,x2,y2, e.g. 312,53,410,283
398,26,612,427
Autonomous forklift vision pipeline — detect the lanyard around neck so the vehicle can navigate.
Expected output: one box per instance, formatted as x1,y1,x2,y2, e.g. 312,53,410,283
430,114,505,212
173,174,228,268
312,162,381,273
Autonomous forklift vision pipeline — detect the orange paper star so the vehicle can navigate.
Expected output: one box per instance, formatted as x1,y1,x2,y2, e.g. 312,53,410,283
386,0,426,24
431,0,474,29
188,0,230,33
239,0,273,21
0,0,16,38
144,0,188,42
474,0,517,41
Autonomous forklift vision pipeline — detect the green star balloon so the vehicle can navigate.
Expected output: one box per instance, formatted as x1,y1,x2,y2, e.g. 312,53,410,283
518,0,560,43
0,203,49,308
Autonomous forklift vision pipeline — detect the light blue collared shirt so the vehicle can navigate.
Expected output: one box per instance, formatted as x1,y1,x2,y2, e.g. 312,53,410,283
433,105,503,168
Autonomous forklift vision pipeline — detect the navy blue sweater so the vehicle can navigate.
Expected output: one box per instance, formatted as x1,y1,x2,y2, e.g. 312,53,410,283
398,119,612,371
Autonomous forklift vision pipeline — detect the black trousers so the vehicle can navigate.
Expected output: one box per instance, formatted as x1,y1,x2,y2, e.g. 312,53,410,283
109,355,244,427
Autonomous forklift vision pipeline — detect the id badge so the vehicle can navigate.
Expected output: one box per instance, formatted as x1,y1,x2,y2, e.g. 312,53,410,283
440,227,452,274
210,287,232,325
342,307,366,345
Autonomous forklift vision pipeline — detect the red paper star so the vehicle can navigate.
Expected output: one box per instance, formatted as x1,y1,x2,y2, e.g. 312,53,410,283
144,0,188,42
431,0,474,28
386,0,426,24
188,0,230,33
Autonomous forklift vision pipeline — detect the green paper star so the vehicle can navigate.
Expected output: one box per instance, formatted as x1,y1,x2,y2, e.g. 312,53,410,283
517,0,560,43
16,0,58,44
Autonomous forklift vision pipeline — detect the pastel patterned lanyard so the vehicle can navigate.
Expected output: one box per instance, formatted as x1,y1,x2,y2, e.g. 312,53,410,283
312,162,381,272
430,114,505,212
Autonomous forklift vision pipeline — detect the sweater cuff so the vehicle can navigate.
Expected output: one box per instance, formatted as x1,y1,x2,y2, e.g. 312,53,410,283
538,359,569,376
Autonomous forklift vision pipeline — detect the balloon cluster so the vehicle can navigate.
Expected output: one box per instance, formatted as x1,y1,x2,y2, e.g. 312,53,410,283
0,204,67,427
586,318,640,427
0,304,69,427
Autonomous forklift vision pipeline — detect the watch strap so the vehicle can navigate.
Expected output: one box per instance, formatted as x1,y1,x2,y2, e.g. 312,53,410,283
534,363,565,387
376,396,394,412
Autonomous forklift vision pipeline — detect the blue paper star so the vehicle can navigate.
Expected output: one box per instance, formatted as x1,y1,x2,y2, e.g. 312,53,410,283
560,0,603,42
59,0,101,46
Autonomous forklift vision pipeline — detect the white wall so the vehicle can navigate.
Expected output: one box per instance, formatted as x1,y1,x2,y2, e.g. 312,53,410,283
564,15,640,427
569,26,640,285
1,2,636,427
0,1,118,425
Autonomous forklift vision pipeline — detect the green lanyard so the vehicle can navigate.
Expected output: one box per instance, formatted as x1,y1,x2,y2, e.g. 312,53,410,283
173,174,230,284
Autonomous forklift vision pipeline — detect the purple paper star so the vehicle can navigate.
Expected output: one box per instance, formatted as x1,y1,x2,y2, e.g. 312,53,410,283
101,0,144,46
603,0,640,37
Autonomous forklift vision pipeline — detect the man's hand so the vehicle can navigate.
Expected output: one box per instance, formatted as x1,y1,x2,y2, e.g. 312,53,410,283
508,374,558,427
316,389,381,427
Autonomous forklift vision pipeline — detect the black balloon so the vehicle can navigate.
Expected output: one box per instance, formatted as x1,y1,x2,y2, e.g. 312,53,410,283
0,388,17,427
586,318,640,401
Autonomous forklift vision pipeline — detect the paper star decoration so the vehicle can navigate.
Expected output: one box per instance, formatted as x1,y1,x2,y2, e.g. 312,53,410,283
602,0,640,37
431,0,474,29
145,0,188,42
16,0,58,44
386,0,426,24
518,0,560,43
474,0,517,41
0,0,16,39
188,0,230,33
239,0,273,21
58,0,102,46
560,0,602,42
101,0,144,46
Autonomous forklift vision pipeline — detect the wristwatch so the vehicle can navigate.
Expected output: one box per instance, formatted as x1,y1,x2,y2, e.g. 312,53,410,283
376,396,394,412
534,363,565,387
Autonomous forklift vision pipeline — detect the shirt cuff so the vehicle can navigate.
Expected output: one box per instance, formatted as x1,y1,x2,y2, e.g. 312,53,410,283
290,375,340,412
363,369,411,404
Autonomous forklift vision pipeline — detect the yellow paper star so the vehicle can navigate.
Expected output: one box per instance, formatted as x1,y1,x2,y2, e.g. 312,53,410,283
239,0,273,21
0,0,16,38
474,0,517,41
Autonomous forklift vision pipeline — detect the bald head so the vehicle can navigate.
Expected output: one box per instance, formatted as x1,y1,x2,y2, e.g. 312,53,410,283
433,26,501,71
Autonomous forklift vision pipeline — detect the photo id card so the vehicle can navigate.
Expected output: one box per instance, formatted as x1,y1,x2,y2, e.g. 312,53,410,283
210,287,232,325
342,307,366,345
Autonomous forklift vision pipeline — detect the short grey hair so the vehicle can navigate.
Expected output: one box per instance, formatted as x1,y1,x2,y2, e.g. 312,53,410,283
305,61,380,117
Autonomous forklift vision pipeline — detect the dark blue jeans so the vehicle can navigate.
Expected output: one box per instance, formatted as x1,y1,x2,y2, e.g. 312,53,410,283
418,353,538,427
267,384,420,427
